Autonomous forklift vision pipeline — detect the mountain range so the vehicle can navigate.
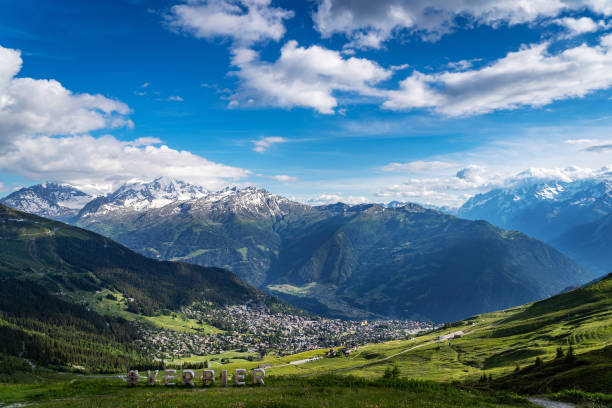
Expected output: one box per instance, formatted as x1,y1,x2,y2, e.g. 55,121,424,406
457,178,612,274
1,177,593,322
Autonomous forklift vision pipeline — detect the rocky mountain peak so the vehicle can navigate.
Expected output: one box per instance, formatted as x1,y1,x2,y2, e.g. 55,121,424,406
0,182,93,222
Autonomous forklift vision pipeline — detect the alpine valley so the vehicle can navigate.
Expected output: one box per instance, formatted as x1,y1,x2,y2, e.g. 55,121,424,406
2,177,596,322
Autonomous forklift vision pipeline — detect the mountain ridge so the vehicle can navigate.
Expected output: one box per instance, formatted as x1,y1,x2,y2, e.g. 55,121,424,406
1,179,596,322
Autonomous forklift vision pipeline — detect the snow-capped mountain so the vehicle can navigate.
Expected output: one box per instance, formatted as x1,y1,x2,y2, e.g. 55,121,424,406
457,178,612,242
386,200,456,214
175,185,308,218
0,182,93,221
77,176,208,219
82,185,310,225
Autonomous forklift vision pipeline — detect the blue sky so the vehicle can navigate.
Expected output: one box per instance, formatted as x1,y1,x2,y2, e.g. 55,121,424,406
2,0,612,207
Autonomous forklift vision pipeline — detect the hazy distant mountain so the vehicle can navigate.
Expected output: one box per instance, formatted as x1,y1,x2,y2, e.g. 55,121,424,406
553,212,612,276
0,182,93,222
70,185,592,322
387,200,458,214
457,178,612,242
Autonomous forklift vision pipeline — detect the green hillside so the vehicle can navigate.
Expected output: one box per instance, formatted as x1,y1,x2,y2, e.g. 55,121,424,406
257,272,612,394
0,204,260,314
0,204,264,373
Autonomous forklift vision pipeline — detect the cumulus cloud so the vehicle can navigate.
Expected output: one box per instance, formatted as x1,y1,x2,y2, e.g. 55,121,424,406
166,0,293,45
272,174,297,181
313,0,612,49
0,44,251,195
382,160,455,172
252,136,287,153
384,34,612,116
554,16,610,37
230,40,390,113
0,45,132,143
0,135,250,193
456,164,486,183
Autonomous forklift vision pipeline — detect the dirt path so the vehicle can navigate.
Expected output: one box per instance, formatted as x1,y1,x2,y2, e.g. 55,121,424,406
527,398,576,408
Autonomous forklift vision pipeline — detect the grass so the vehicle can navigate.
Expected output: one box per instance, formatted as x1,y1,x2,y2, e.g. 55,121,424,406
267,282,319,296
86,290,223,334
0,375,533,408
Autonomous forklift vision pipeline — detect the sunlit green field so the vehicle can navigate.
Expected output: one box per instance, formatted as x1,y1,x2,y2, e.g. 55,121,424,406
0,376,532,408
86,290,223,334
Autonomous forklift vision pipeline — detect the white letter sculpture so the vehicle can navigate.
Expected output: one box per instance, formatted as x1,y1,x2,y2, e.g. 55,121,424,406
202,369,215,386
182,370,195,386
127,370,139,386
165,369,176,386
253,368,265,385
146,370,158,386
234,368,246,386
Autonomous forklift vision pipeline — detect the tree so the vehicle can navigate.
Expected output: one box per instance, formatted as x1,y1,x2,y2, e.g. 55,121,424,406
565,346,576,364
555,347,564,359
534,356,543,368
383,365,400,379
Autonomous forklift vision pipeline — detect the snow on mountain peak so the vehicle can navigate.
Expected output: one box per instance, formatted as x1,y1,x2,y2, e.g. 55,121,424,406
79,177,209,216
0,182,93,221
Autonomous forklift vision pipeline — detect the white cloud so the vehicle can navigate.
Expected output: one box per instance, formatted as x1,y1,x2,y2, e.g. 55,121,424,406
382,160,455,172
167,95,184,101
166,0,293,45
230,40,391,113
0,45,132,143
252,136,287,153
456,164,486,183
313,0,612,49
0,135,250,194
307,193,370,205
389,63,410,71
555,16,598,34
0,44,251,195
509,166,599,183
132,137,163,146
554,16,608,37
272,174,297,182
384,34,612,116
565,138,598,144
447,58,480,71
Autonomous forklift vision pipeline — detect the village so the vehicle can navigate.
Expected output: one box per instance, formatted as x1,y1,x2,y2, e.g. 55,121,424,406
134,300,436,361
